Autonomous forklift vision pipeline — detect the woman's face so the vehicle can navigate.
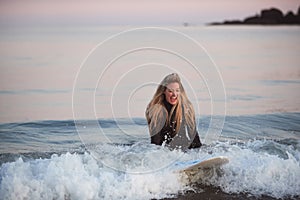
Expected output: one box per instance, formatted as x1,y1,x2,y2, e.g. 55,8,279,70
164,82,180,105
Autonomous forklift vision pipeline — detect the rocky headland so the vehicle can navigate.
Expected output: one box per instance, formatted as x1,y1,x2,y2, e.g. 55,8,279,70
210,6,300,25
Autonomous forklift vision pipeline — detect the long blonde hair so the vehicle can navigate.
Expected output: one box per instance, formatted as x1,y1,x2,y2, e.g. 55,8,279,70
145,73,196,136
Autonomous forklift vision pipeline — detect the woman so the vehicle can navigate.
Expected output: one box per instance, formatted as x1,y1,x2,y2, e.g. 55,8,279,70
145,73,202,150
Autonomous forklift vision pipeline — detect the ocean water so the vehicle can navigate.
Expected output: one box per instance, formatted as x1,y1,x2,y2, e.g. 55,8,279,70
0,25,300,199
0,114,299,199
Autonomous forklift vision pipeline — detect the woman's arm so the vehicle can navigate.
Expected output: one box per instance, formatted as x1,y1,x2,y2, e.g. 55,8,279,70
151,133,163,145
188,130,202,149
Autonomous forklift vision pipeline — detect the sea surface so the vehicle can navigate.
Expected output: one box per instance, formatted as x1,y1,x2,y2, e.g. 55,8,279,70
0,25,300,199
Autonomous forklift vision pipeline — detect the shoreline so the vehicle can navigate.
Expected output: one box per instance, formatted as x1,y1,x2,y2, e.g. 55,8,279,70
162,185,297,200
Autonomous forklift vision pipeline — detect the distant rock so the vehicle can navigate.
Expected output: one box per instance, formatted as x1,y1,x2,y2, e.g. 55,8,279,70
209,6,300,25
183,22,189,27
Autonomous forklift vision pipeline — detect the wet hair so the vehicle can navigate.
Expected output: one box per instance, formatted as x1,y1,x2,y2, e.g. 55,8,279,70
145,73,196,136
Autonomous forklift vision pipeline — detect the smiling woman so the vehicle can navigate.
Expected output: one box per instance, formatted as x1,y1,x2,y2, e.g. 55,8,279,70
164,82,180,105
145,73,202,150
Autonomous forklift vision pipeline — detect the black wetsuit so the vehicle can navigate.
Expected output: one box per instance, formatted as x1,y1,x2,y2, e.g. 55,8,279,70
150,99,202,150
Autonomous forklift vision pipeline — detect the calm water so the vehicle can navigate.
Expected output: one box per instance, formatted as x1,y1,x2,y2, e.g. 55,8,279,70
0,25,299,122
0,25,300,199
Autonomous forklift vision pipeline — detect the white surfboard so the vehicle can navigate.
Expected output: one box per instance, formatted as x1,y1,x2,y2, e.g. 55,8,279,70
174,156,229,183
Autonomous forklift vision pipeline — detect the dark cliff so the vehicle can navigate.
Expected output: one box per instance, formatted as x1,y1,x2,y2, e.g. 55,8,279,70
210,6,300,25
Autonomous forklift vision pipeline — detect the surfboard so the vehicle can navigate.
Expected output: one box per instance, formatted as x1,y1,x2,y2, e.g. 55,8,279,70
174,156,229,183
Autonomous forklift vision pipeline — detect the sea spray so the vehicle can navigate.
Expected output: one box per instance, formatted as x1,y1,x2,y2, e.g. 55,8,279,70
201,140,300,199
1,139,300,199
0,149,189,200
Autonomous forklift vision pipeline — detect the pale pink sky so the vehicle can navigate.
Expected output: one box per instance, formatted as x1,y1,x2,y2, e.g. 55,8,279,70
0,0,299,26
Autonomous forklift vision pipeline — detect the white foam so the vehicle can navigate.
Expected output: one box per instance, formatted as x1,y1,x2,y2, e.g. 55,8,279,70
1,140,299,199
204,140,300,199
0,148,189,200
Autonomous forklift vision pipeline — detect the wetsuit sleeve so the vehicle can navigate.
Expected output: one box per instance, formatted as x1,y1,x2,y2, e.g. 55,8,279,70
151,132,163,145
148,117,165,146
147,104,168,146
188,130,202,149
